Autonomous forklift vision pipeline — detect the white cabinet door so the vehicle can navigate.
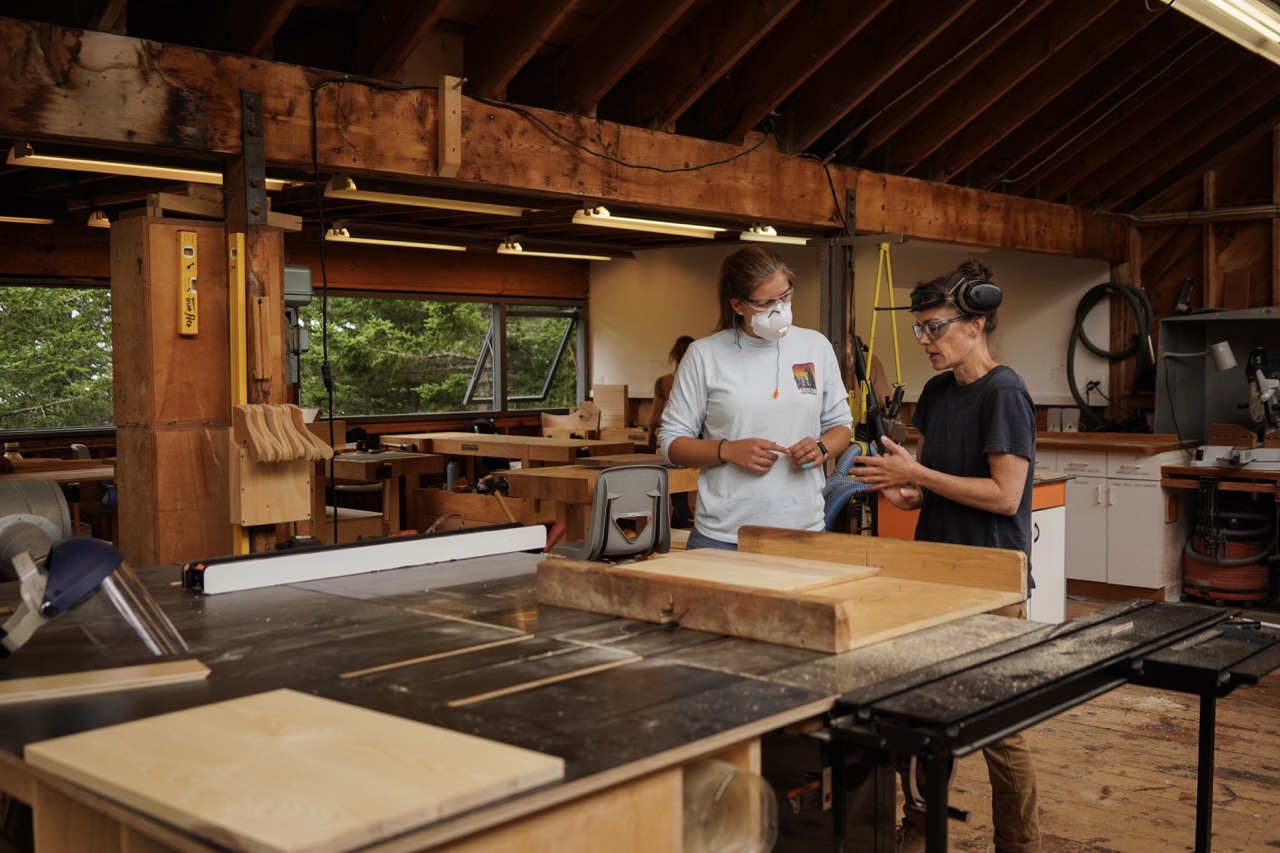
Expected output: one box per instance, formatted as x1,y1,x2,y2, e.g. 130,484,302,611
1029,505,1065,623
1065,475,1107,582
1106,478,1170,589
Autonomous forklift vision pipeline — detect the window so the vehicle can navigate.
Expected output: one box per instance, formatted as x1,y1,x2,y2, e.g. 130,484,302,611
0,285,114,429
297,294,585,417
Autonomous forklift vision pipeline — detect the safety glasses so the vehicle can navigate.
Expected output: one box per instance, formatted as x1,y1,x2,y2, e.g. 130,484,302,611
911,315,966,341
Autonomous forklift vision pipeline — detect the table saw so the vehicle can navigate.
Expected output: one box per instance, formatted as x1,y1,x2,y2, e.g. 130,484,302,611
0,525,1277,852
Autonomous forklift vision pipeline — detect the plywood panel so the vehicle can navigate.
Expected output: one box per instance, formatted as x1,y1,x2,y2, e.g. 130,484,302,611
26,689,565,853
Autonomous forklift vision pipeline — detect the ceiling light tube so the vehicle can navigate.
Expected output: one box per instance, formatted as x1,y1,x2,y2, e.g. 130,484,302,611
572,205,724,239
497,239,614,261
8,143,289,191
324,220,491,252
325,175,527,217
1171,0,1280,63
0,215,55,225
739,224,810,246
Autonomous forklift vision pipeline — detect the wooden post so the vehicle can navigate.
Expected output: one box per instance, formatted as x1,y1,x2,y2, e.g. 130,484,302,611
111,217,234,566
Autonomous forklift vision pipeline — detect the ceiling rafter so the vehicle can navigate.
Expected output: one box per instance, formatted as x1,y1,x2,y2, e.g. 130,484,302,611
1085,70,1280,209
211,0,299,57
967,16,1202,194
929,0,1160,185
1031,44,1251,203
356,0,448,80
623,0,799,132
464,0,583,100
842,0,1055,168
554,0,696,116
681,0,892,144
781,0,975,156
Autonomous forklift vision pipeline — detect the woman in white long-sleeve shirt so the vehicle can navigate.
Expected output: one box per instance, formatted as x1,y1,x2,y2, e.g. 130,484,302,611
658,245,852,550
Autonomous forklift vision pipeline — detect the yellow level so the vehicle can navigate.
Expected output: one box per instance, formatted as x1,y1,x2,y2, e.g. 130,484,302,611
178,230,198,336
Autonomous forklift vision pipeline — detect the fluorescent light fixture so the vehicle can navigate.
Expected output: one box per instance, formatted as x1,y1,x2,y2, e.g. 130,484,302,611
0,215,54,225
8,142,289,191
739,224,810,246
572,205,725,239
325,227,466,252
497,239,614,261
1170,0,1280,63
86,210,111,229
325,175,527,217
323,220,492,252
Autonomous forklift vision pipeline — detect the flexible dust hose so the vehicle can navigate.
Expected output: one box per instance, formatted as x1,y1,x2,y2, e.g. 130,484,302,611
822,444,872,531
1066,283,1153,428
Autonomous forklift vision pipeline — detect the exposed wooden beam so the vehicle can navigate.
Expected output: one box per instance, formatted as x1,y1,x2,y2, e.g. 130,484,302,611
213,0,299,58
554,0,695,115
849,0,1055,166
891,0,1118,176
464,0,582,100
929,0,1158,185
356,0,448,80
87,0,127,34
0,17,1127,260
626,0,798,131
1108,92,1280,212
1057,55,1272,207
967,16,1200,194
782,0,973,155
683,0,891,144
1018,41,1238,201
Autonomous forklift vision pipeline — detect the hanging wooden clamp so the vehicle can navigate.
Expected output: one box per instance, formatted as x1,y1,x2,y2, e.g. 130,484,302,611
229,405,333,527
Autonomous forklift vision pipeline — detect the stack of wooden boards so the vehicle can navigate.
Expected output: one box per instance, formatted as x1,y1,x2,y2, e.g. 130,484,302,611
537,526,1028,653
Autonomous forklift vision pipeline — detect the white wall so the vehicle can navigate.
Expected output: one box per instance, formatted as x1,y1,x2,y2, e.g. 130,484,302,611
853,240,1112,405
589,244,823,395
590,240,1111,408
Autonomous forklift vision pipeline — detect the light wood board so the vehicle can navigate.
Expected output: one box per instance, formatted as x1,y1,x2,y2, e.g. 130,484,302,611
538,539,1024,653
0,659,210,706
25,688,565,853
623,549,879,591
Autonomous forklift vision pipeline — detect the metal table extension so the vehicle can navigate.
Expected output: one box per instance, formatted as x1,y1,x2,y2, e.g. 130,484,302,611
827,599,1280,853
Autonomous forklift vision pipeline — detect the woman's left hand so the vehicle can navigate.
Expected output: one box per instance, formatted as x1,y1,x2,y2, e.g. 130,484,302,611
785,437,828,469
849,436,918,488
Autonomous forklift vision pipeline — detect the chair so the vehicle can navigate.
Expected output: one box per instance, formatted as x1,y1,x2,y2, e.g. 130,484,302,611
553,465,671,562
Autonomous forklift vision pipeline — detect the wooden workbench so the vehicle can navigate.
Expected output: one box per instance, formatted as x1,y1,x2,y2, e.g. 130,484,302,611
0,532,1027,853
380,431,636,468
504,462,700,540
316,449,445,536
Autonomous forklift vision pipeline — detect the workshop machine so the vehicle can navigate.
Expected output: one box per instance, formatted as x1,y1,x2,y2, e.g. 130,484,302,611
0,480,185,659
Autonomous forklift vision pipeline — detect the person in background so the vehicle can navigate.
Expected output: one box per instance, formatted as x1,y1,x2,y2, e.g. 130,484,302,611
658,244,852,550
850,259,1040,853
647,335,695,452
648,335,696,528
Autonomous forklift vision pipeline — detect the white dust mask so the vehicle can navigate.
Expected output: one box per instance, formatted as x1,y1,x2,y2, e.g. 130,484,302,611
749,303,791,340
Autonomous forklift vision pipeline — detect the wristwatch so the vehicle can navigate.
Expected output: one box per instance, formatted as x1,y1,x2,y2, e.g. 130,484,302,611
816,440,828,459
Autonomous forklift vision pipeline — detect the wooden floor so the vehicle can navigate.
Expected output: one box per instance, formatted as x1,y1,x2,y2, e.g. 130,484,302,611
932,598,1280,852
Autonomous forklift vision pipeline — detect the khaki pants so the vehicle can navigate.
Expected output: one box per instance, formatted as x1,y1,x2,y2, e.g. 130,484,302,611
903,732,1040,853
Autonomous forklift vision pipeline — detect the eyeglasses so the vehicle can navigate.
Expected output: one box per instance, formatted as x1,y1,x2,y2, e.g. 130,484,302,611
911,316,967,341
741,285,794,312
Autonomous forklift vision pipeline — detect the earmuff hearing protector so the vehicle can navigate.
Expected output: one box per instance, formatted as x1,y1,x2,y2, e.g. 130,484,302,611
944,270,1002,314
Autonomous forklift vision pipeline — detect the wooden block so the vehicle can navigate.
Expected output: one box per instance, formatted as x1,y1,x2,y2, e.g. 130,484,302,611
0,660,210,707
599,427,650,445
592,385,628,430
25,689,565,853
537,534,1025,653
736,525,1026,596
230,436,312,526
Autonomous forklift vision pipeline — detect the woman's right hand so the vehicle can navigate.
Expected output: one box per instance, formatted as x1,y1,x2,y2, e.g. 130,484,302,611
721,437,788,473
